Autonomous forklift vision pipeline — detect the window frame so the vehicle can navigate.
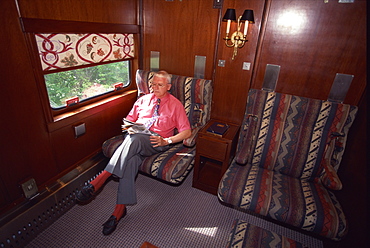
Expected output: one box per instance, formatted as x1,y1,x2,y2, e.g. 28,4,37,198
44,60,133,112
21,18,140,125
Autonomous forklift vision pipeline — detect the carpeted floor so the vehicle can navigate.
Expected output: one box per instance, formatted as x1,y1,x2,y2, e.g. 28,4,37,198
25,172,323,248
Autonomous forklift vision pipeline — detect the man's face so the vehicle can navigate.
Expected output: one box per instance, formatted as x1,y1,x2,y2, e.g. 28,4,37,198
151,76,171,98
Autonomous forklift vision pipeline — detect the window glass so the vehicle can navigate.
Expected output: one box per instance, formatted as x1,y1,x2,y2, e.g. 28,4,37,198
44,60,130,109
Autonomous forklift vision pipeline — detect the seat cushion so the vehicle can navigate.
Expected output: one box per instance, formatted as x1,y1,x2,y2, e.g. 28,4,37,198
102,134,195,184
218,161,347,240
227,219,309,248
140,143,195,184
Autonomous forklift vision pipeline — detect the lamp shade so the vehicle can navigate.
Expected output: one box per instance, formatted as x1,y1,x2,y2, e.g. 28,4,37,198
241,9,255,23
222,8,236,21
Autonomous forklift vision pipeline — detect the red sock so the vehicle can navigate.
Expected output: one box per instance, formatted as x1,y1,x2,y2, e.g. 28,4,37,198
90,170,111,191
112,204,126,220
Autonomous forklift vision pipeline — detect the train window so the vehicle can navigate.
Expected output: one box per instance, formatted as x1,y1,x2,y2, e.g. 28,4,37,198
35,33,134,109
44,61,130,109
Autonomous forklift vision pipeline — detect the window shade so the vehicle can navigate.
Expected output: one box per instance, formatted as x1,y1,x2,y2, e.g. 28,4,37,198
35,33,134,71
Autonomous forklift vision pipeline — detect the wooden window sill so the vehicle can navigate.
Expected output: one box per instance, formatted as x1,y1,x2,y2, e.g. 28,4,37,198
47,90,137,133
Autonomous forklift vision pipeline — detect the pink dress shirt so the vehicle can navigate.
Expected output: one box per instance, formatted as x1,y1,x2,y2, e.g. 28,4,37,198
126,93,191,138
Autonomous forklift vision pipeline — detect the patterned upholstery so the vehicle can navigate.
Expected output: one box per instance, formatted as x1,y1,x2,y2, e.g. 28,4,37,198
218,89,357,240
227,219,308,248
102,70,213,184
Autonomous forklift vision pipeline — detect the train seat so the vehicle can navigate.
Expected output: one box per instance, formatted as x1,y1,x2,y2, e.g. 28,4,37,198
226,219,309,247
102,69,213,184
218,89,357,240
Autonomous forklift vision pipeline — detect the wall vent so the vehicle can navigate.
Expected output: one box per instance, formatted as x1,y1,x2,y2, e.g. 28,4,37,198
0,153,107,248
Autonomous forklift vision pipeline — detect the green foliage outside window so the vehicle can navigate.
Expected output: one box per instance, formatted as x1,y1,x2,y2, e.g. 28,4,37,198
44,61,130,108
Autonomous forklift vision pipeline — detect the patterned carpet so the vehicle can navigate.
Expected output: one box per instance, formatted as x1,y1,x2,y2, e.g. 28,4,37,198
25,172,323,248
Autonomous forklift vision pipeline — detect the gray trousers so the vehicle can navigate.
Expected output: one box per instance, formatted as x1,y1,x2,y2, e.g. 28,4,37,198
104,133,169,205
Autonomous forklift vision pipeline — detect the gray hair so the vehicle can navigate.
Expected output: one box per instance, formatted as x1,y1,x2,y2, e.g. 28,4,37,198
154,70,171,84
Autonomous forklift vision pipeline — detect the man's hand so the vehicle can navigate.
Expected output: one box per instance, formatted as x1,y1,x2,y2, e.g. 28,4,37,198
150,129,191,147
150,135,167,147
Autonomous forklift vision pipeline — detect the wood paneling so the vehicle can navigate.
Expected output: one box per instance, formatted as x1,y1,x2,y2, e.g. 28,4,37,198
49,93,137,173
212,0,266,124
253,0,366,105
0,0,138,213
20,18,140,34
17,0,137,24
142,0,219,79
213,0,366,124
0,0,58,207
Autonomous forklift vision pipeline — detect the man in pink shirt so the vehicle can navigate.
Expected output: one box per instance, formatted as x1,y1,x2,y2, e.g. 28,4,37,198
76,71,191,235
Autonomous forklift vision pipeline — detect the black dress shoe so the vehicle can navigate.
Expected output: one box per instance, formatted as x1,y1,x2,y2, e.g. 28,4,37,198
75,184,95,203
102,209,127,235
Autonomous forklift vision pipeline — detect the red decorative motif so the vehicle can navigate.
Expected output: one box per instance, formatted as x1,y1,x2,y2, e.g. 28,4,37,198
264,94,287,170
255,169,271,215
314,183,336,238
113,49,122,59
35,33,134,71
61,54,78,67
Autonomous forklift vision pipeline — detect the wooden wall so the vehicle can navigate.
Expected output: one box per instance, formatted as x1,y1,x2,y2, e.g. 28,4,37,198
142,0,219,79
0,0,138,213
142,0,366,124
252,0,366,105
215,0,366,123
0,0,366,246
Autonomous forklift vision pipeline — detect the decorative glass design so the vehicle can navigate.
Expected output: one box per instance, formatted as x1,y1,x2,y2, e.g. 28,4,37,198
35,33,134,71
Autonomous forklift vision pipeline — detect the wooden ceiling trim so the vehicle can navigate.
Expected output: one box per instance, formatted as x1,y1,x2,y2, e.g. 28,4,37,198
20,17,140,34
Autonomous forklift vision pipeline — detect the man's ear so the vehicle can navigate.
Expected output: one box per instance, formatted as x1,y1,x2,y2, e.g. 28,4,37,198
167,83,172,91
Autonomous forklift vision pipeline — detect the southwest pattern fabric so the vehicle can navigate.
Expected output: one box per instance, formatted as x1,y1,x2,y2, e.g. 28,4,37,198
227,219,308,248
219,89,357,240
102,70,213,184
102,135,195,184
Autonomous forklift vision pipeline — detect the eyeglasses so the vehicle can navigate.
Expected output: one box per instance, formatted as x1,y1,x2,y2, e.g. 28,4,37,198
150,83,168,88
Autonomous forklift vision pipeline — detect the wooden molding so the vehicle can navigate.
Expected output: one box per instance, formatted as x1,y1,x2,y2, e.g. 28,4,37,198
20,17,140,34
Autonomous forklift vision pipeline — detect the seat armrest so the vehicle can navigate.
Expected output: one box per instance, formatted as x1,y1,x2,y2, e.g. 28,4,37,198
235,115,258,165
319,158,343,190
317,135,345,190
183,126,202,147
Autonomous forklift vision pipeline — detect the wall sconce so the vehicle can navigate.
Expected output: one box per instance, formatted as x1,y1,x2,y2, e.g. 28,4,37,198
222,9,254,60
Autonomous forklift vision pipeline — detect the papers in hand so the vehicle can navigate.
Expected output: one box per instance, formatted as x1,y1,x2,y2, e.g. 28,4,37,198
122,118,153,135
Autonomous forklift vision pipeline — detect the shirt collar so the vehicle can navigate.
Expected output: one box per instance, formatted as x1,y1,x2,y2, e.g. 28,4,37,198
151,92,170,104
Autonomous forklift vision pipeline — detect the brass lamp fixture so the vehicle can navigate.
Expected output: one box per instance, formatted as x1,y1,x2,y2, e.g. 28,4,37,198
222,8,254,60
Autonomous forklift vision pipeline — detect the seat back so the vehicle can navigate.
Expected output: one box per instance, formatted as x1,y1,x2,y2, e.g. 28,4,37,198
136,70,213,146
235,89,357,180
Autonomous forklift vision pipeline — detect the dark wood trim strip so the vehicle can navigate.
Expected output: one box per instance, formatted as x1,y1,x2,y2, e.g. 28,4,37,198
138,0,144,69
250,0,271,91
20,17,140,34
48,90,138,133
